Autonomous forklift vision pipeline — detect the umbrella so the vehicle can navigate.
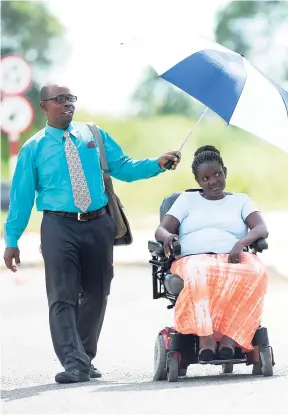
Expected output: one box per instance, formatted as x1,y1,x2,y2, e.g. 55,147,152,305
123,35,288,166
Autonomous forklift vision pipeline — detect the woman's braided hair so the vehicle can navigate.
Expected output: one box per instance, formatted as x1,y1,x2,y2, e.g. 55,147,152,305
192,145,225,179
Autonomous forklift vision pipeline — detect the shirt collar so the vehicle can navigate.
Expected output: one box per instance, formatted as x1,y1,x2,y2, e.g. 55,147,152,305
45,122,79,142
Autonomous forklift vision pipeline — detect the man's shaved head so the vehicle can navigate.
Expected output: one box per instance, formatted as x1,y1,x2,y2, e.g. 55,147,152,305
40,84,52,101
40,83,76,129
40,83,70,101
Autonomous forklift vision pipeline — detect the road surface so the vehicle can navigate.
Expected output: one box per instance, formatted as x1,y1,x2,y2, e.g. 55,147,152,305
1,266,287,414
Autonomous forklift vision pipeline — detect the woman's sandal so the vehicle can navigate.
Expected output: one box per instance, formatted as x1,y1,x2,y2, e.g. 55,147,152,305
198,349,216,362
218,346,235,360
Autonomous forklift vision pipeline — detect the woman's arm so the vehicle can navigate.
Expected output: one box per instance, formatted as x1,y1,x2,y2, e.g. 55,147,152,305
155,215,180,257
228,211,269,263
238,211,269,249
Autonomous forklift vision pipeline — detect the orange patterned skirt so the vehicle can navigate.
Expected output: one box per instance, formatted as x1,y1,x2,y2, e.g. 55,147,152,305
171,252,268,350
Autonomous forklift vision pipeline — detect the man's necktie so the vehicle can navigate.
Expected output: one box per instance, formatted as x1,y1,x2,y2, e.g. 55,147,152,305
64,131,92,212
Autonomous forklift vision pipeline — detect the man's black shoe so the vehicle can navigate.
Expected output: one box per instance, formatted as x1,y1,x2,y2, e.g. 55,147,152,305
55,368,90,384
90,364,102,379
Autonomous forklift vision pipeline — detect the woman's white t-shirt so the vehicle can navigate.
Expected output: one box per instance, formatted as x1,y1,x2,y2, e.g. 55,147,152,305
166,192,259,256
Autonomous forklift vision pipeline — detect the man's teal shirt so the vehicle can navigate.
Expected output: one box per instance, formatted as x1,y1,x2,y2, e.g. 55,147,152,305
5,122,164,248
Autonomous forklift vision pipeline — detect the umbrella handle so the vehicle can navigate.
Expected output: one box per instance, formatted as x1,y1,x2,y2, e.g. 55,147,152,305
164,153,180,170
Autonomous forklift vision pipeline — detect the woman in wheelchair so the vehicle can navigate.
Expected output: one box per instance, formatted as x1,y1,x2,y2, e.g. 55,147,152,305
155,145,268,362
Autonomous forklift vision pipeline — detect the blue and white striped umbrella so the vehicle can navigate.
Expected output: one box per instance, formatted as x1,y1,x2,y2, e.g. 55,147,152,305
130,35,288,153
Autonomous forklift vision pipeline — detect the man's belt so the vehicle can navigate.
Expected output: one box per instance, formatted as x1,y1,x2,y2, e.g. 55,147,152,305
44,206,107,221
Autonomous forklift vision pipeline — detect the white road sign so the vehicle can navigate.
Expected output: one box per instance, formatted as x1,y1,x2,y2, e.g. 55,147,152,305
1,55,32,95
1,95,34,134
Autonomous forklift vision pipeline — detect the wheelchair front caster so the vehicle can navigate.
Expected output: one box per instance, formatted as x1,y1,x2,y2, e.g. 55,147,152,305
179,368,187,377
252,346,274,376
252,363,263,376
167,352,180,382
222,363,233,374
260,346,273,377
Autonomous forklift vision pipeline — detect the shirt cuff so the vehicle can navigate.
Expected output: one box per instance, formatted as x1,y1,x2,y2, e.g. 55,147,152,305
5,236,19,248
152,158,165,173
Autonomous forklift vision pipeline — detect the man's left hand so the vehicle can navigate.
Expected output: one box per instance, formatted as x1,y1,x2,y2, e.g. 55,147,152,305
158,152,182,170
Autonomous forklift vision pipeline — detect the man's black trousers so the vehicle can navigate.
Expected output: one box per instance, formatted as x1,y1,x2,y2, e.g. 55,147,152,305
41,211,116,373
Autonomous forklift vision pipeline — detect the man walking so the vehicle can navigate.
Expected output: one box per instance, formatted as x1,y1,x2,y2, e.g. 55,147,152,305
3,84,181,384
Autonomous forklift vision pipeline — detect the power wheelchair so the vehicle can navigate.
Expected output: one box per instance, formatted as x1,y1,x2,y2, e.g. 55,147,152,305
148,189,275,382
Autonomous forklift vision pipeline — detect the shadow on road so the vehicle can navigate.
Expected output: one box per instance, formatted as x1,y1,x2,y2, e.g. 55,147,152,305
1,379,116,402
90,373,278,393
1,373,278,402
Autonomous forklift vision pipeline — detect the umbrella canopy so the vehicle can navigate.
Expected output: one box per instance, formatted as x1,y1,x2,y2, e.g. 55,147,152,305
131,35,288,153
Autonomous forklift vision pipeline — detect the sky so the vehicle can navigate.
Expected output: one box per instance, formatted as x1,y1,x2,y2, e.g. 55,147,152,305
46,0,230,115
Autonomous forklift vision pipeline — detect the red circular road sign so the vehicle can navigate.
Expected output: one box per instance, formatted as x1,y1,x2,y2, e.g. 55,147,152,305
1,54,33,96
1,95,34,135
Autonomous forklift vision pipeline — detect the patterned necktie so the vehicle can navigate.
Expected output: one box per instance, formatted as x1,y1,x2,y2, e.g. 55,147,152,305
63,131,92,212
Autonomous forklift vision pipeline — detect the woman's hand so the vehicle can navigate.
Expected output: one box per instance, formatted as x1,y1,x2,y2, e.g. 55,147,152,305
163,234,179,258
228,242,244,264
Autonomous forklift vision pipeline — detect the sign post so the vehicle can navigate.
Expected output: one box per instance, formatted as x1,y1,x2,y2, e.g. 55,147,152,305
0,55,34,178
1,95,34,175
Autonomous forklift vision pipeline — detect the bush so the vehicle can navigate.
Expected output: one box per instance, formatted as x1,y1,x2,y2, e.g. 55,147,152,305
1,112,287,231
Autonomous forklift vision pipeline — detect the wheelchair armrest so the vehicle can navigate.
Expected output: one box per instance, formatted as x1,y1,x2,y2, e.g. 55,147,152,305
148,240,181,257
148,240,164,255
249,238,268,253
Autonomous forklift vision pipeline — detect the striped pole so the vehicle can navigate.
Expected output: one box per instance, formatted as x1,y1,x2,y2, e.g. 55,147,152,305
8,132,19,179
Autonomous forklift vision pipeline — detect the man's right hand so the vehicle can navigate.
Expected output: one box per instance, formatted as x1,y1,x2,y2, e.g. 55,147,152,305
4,248,21,272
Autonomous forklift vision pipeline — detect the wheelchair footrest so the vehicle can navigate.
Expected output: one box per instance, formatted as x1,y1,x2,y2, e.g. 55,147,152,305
199,358,247,365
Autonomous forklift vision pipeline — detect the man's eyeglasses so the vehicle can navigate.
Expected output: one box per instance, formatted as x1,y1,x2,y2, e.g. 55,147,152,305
43,94,77,103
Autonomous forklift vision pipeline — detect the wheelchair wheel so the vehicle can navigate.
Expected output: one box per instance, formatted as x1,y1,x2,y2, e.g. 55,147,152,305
259,346,273,377
153,335,167,381
167,355,179,382
222,363,233,374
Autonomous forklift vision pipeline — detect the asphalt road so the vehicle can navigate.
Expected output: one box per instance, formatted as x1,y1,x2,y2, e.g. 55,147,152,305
1,266,287,415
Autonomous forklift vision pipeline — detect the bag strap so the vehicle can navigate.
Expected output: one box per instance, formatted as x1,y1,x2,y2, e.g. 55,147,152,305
87,122,109,173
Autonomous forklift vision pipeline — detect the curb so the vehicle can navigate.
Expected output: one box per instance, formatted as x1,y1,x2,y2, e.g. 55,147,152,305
0,260,152,271
1,262,287,283
0,259,153,272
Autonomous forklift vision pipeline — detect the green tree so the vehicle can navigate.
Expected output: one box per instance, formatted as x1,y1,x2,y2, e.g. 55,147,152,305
130,67,197,116
215,1,288,82
1,1,63,67
1,1,65,170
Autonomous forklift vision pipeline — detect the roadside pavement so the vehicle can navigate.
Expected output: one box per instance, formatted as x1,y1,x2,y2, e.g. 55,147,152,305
0,212,287,279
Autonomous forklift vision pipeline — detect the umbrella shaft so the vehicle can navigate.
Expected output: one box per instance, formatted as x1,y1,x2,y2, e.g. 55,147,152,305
177,106,208,153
